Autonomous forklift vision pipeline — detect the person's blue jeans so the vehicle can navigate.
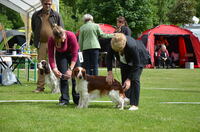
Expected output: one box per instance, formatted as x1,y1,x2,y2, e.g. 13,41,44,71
83,49,99,75
56,52,80,104
56,52,70,104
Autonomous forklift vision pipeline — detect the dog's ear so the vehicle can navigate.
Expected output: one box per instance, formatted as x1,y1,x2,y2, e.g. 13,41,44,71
72,68,76,79
42,61,50,74
44,63,50,74
82,68,86,80
39,69,44,75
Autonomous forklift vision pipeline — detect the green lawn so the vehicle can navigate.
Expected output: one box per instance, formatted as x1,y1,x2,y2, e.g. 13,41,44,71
0,68,200,132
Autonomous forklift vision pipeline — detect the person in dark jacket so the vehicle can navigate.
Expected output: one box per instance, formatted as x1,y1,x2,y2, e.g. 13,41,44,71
106,33,149,111
31,0,64,92
115,16,132,36
157,44,172,68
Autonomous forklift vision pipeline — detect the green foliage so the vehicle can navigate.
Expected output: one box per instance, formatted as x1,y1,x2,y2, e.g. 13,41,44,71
167,0,197,25
123,0,154,37
196,0,200,17
0,4,24,29
154,0,176,25
59,0,83,32
1,0,200,37
77,0,154,37
0,14,13,29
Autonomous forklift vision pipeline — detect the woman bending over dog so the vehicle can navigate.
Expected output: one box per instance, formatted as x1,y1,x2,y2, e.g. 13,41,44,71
48,25,80,106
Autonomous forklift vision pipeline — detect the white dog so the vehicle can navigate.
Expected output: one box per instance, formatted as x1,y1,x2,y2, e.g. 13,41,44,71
37,60,60,93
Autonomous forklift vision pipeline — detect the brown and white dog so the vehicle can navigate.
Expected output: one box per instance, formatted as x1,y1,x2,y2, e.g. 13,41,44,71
72,67,128,110
37,60,60,93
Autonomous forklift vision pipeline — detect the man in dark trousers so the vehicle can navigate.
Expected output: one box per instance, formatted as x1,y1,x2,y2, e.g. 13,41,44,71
31,0,64,93
106,33,150,111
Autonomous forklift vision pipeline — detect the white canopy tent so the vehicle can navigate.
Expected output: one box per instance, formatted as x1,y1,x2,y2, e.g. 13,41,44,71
0,0,59,47
184,24,200,41
0,0,59,81
0,0,42,16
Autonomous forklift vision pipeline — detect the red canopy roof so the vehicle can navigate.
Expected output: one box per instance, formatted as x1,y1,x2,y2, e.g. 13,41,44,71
76,24,115,37
98,24,115,34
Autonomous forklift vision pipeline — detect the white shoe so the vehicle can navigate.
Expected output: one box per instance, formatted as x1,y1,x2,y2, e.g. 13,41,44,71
128,105,139,111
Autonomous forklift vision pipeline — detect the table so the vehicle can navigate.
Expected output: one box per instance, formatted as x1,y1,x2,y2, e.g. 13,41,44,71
24,53,38,82
0,54,31,84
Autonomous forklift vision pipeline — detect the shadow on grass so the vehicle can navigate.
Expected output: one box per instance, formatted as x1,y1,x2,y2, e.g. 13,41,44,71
0,98,120,110
45,102,117,110
45,103,78,109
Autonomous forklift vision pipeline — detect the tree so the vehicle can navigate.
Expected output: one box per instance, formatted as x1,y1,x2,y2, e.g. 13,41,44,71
0,14,13,29
123,0,154,37
0,4,23,29
196,0,200,18
155,0,176,24
168,0,196,25
59,0,83,32
78,0,154,37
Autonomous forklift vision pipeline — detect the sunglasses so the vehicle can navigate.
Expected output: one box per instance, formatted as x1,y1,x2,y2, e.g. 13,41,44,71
44,3,52,6
117,20,124,23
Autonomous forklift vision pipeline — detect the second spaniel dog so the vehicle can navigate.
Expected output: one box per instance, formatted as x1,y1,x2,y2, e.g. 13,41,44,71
37,60,60,93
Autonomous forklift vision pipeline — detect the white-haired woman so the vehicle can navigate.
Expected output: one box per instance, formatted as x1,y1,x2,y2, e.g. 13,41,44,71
106,33,150,111
78,14,113,75
157,44,172,68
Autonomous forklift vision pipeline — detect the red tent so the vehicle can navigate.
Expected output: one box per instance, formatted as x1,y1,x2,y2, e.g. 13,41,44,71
98,24,115,34
76,24,115,36
138,25,200,68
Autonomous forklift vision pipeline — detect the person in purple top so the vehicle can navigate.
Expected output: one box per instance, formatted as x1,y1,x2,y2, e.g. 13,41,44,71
48,25,79,106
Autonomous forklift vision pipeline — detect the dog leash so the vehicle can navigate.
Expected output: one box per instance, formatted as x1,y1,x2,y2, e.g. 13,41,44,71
114,57,121,82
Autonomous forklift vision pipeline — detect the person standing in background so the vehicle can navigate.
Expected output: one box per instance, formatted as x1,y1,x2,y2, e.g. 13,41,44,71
31,0,64,92
78,14,113,75
115,16,132,36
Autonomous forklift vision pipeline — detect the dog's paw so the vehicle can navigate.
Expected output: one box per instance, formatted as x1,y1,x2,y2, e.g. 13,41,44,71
77,105,82,108
119,107,124,110
116,104,122,108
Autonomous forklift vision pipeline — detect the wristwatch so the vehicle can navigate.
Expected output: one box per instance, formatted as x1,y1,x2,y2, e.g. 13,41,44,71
68,67,73,71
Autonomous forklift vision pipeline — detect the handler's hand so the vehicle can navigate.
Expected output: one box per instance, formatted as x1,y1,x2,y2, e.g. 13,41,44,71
123,79,131,91
52,68,62,78
106,71,114,85
63,69,72,80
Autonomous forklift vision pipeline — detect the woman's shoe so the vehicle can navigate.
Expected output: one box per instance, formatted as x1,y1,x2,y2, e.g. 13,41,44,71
58,102,68,106
128,105,139,111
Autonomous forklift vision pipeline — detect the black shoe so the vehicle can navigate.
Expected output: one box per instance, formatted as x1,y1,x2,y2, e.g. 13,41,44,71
33,88,44,93
58,102,68,106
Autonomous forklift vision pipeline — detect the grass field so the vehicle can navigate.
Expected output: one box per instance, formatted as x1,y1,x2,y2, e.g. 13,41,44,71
0,68,200,132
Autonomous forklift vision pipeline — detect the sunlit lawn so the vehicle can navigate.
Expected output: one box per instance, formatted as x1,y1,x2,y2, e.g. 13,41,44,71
0,68,200,132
